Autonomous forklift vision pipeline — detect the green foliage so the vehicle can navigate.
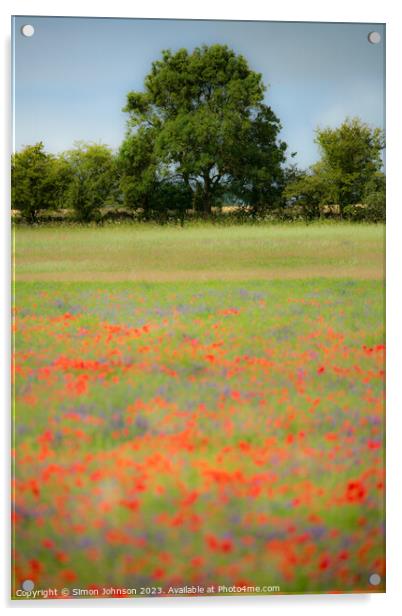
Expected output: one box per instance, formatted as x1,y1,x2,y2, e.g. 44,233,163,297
122,44,287,215
284,166,327,220
118,128,159,214
363,172,386,222
365,193,386,222
282,163,306,188
343,204,368,222
151,182,193,223
314,117,384,210
227,105,287,214
50,157,74,209
62,142,117,222
118,129,193,222
11,142,71,223
284,118,385,220
343,172,385,223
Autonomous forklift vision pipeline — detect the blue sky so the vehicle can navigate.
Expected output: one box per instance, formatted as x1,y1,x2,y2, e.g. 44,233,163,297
12,17,385,168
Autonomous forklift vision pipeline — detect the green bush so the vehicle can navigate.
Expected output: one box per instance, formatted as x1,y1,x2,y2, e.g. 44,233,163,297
343,204,368,222
343,193,385,223
365,191,386,222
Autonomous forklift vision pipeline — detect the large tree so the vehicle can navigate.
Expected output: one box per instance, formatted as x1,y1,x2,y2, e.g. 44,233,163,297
122,44,287,215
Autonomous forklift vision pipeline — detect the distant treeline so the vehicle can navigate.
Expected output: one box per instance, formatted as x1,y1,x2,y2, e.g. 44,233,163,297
12,45,385,225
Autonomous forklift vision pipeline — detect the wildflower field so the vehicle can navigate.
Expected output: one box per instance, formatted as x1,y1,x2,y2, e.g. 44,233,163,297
12,224,385,597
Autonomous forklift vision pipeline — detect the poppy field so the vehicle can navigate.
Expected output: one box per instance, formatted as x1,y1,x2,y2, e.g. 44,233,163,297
12,224,385,598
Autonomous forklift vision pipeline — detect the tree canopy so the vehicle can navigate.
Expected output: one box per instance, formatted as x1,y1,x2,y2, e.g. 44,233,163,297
121,44,287,214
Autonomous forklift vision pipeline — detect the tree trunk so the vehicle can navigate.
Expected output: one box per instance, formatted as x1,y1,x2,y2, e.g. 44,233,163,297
28,209,38,224
202,174,212,216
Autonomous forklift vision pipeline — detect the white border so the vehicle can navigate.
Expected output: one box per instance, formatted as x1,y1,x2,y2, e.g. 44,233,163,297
2,1,402,613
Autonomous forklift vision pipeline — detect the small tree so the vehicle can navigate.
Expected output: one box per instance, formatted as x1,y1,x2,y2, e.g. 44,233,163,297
285,118,385,219
314,117,385,213
11,142,65,223
63,142,116,222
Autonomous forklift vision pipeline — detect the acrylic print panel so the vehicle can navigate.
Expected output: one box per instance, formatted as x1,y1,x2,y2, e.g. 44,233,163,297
11,16,385,600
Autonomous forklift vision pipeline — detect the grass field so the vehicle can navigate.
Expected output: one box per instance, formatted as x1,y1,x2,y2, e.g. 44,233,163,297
12,223,385,598
15,223,383,281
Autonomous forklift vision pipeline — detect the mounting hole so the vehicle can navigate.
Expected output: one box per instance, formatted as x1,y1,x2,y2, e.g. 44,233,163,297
21,24,35,38
368,31,381,44
369,573,381,586
22,579,35,591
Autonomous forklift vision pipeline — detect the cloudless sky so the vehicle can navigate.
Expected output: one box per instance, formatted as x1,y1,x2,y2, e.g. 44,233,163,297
12,16,385,168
